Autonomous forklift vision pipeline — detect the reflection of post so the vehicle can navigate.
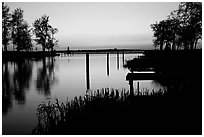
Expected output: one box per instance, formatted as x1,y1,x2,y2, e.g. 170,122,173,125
86,53,90,90
43,57,46,71
122,52,125,66
137,81,139,95
117,52,119,70
129,80,134,95
107,53,109,76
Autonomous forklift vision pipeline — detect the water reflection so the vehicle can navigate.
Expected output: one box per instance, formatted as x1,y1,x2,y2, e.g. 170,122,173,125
13,60,33,104
2,60,33,115
2,62,13,115
36,57,57,96
3,53,164,134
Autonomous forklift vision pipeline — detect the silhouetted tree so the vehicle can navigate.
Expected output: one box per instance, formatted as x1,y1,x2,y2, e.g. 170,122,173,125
150,20,166,50
176,2,202,50
151,19,181,50
10,8,23,51
164,18,181,50
10,8,32,51
33,15,58,52
47,27,58,52
151,2,202,50
15,22,32,51
2,2,11,51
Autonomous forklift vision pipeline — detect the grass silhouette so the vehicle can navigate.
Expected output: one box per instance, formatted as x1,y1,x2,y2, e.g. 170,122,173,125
32,87,201,135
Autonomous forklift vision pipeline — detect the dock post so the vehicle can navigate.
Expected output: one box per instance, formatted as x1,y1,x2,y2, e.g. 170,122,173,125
117,52,119,70
107,53,109,76
137,81,139,95
86,53,90,90
122,52,125,66
129,80,134,95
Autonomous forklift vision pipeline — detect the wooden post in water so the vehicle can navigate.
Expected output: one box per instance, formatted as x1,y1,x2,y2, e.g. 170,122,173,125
122,52,125,66
129,80,134,95
86,53,90,90
107,53,109,76
137,81,140,95
117,52,119,70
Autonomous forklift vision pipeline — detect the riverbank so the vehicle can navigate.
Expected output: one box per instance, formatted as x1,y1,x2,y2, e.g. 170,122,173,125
2,51,60,61
32,49,202,135
125,49,202,73
32,86,201,135
2,49,144,61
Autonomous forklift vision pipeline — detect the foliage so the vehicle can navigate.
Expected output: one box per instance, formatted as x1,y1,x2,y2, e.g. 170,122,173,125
14,22,33,51
33,15,58,52
2,2,11,51
2,4,58,52
151,2,202,50
10,8,32,51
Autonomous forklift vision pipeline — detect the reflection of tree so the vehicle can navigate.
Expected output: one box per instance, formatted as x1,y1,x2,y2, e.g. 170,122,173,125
2,62,13,115
36,57,56,96
2,60,33,115
13,60,33,104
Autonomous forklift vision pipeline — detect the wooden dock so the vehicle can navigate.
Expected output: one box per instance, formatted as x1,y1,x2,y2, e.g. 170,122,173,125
126,72,187,94
126,72,158,80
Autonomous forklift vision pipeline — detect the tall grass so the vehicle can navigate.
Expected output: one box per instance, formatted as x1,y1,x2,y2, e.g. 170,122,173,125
32,88,167,134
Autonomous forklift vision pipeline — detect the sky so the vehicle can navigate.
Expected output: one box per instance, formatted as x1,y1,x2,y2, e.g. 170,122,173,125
6,2,180,50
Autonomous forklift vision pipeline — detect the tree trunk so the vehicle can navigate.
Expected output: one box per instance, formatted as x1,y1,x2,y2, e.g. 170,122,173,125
184,41,188,50
194,38,198,49
177,45,180,50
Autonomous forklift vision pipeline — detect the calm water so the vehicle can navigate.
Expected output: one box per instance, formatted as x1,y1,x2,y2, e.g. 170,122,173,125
2,53,165,134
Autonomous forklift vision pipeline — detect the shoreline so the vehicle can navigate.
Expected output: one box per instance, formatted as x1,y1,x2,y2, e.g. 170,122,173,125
2,49,202,61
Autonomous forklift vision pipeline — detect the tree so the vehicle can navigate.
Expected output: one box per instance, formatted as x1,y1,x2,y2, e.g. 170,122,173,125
33,15,58,52
2,2,11,51
11,8,32,51
11,8,24,51
177,2,202,50
14,22,33,51
150,20,166,50
47,27,58,52
151,2,202,50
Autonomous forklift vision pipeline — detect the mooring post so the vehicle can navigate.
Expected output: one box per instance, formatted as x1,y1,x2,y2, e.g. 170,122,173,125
117,52,119,70
107,53,109,76
86,53,90,90
137,81,140,95
122,52,125,66
129,80,134,95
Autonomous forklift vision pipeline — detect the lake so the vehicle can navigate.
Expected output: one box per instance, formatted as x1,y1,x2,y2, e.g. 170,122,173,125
2,53,165,134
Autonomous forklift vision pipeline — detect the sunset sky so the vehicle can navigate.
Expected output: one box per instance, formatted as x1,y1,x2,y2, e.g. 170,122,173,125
6,2,180,50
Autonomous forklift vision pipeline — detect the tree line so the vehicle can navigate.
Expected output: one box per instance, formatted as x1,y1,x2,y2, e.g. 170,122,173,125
2,2,58,52
151,2,202,50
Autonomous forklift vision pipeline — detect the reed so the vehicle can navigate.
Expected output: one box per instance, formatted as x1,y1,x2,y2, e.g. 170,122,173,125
32,88,168,134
